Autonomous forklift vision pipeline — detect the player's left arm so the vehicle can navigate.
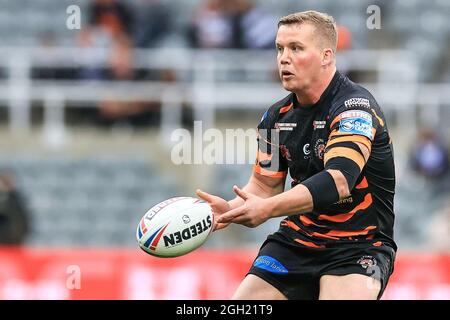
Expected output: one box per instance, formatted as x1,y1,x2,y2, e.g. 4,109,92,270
218,107,376,227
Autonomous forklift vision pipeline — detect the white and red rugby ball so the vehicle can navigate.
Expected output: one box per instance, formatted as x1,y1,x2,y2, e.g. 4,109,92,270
136,197,214,257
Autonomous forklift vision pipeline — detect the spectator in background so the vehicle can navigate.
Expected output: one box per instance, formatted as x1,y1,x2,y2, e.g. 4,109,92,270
187,0,232,48
410,128,449,180
226,0,277,50
0,172,30,245
77,0,135,81
96,33,161,126
76,27,113,80
78,0,164,127
97,33,174,127
188,0,277,50
133,0,171,48
89,0,134,38
108,34,134,80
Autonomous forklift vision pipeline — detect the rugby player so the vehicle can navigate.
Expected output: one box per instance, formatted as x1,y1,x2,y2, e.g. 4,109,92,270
197,10,396,300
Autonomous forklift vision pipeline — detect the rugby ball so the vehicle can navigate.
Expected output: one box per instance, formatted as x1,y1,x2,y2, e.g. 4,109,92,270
136,197,213,258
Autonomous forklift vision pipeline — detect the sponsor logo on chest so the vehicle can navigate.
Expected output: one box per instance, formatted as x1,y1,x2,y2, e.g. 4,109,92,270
275,122,297,131
313,120,326,130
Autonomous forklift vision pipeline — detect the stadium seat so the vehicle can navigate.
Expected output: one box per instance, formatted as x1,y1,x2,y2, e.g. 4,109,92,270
1,155,182,247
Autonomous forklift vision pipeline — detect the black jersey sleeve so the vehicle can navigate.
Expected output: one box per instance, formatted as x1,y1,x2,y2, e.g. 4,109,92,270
329,97,380,140
253,108,288,178
324,95,381,189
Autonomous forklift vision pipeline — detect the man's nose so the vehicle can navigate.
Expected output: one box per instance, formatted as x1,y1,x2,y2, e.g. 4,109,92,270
279,51,291,64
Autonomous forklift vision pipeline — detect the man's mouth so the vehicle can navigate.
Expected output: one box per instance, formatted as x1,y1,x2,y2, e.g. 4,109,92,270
281,70,294,78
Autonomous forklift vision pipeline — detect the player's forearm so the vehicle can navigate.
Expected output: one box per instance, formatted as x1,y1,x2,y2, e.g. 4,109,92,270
265,169,352,218
228,177,280,210
265,184,314,218
227,184,265,210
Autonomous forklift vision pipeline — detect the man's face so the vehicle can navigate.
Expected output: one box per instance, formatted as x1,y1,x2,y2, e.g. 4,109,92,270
276,23,324,93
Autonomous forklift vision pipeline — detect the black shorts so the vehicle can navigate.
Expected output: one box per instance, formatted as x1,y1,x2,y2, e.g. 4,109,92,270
247,232,396,300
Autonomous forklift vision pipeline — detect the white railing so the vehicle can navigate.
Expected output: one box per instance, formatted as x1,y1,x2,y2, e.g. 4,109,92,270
0,47,448,148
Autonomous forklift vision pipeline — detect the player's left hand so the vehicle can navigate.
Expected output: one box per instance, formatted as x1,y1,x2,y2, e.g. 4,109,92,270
217,185,271,228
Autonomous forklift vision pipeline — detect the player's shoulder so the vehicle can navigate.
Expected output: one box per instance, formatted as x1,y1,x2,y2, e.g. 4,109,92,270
258,93,293,127
329,75,380,117
327,75,385,140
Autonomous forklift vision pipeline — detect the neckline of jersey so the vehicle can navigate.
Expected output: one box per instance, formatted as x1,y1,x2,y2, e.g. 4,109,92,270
292,70,342,115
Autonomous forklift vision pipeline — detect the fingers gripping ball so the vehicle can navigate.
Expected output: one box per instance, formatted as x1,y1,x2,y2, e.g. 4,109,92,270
136,197,214,257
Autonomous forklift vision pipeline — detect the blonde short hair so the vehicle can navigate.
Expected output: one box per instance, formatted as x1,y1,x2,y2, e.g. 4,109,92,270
278,11,337,53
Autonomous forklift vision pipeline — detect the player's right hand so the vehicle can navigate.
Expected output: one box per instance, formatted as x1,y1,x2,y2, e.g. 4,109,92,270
196,189,231,231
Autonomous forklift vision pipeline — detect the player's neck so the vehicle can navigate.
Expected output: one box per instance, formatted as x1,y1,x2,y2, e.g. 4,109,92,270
295,67,337,106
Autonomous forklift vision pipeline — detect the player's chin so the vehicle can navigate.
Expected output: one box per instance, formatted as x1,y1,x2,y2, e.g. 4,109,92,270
281,80,297,91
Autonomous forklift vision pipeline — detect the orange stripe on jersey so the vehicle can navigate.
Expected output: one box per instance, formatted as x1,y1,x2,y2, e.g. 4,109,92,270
329,128,376,142
253,164,287,178
318,193,373,223
294,238,325,249
282,220,340,240
355,176,369,189
281,219,300,231
325,225,377,238
283,220,346,241
324,147,366,170
329,114,342,129
279,103,293,114
300,215,326,227
373,241,382,247
326,135,372,152
371,108,384,127
310,232,340,241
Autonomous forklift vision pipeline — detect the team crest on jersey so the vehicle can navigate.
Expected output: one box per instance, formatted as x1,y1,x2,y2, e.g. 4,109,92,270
314,139,326,159
357,255,377,269
303,144,310,155
338,110,373,139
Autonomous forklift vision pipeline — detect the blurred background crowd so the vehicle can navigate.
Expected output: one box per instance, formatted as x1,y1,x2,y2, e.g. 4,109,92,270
0,0,449,265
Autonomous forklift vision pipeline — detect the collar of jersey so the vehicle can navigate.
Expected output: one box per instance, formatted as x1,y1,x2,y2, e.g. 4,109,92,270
293,70,341,114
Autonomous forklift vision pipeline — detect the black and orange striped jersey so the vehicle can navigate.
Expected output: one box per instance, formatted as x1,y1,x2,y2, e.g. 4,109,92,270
254,71,396,250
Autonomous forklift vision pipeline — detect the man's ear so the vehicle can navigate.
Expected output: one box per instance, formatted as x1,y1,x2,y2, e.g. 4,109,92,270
322,48,334,66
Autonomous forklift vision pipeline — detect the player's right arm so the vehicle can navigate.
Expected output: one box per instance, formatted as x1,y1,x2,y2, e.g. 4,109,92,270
197,104,288,230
